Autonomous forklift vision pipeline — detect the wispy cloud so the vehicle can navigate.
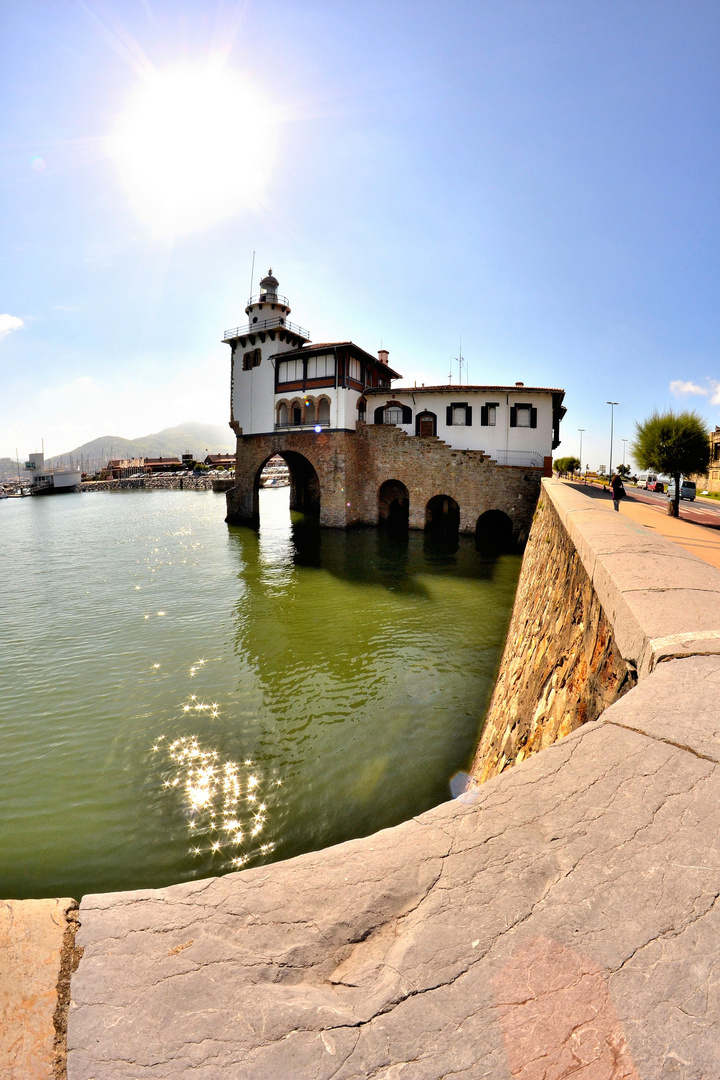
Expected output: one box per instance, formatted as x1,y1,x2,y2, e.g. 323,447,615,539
669,378,720,407
0,314,23,339
669,379,708,396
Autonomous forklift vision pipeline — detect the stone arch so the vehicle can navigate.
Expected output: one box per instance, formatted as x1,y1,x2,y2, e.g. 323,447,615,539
378,479,409,531
357,397,367,423
290,398,304,426
276,400,290,427
255,451,321,518
475,509,514,556
416,411,437,437
317,396,331,425
425,494,460,540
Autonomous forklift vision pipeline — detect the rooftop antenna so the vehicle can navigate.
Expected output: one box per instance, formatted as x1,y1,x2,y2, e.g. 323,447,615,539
454,337,465,385
249,250,256,298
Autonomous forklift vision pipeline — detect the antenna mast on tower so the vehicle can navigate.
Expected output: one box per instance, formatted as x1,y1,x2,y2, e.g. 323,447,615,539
454,337,465,385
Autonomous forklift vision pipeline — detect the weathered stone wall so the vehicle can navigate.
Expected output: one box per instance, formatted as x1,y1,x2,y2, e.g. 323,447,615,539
469,493,636,784
226,422,543,541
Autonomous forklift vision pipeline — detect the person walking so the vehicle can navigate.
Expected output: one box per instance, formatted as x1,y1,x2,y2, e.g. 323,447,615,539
610,472,625,512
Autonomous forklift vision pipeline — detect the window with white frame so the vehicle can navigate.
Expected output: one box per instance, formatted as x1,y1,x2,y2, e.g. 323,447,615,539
347,358,361,381
306,354,334,379
452,405,467,425
277,358,304,383
516,405,532,427
481,402,498,426
384,406,403,425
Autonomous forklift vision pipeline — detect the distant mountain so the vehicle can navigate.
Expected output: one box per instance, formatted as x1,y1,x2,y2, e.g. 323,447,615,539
46,423,235,469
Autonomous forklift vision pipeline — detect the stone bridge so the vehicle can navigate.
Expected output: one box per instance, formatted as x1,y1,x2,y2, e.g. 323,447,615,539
226,423,544,549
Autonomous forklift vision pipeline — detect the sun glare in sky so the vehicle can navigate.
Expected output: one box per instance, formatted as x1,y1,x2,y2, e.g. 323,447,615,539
113,61,276,238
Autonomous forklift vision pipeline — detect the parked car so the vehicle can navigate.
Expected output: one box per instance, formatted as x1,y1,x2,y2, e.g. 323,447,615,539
667,480,696,502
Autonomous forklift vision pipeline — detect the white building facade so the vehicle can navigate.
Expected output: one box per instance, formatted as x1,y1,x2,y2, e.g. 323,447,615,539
364,383,564,469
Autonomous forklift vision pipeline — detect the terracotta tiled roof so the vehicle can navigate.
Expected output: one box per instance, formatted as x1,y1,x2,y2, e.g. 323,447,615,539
365,384,565,396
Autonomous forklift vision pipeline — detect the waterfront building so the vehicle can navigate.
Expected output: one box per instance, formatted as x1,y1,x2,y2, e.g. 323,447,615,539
692,425,720,494
23,452,81,494
224,271,565,548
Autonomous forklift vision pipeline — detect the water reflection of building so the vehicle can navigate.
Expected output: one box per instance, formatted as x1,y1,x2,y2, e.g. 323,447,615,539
224,271,565,551
224,489,518,863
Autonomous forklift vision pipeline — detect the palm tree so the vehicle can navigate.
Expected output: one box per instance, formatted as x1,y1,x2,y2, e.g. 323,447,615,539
631,411,709,518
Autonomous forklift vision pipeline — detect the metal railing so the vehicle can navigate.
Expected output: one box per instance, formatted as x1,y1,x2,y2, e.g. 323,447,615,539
492,449,544,467
246,292,290,308
274,422,331,431
224,316,309,341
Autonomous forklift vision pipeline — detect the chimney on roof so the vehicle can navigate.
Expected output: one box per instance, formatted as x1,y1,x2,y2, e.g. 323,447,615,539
515,381,524,386
378,349,389,365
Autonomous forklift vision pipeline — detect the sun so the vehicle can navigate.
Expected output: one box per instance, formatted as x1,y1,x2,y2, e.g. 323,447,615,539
113,60,277,237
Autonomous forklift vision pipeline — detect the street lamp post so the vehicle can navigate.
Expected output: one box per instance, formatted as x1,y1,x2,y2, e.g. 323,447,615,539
622,438,628,468
607,402,618,477
578,429,585,478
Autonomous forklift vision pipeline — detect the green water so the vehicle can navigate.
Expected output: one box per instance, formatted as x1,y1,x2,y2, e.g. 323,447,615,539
0,488,520,899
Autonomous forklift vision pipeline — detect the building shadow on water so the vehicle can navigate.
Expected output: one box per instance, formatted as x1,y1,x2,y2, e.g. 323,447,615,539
227,494,502,596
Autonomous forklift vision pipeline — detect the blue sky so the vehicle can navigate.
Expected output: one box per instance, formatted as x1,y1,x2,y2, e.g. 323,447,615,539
1,0,720,470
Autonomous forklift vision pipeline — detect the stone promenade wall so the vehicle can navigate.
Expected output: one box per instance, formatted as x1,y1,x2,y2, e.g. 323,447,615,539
469,490,636,783
470,479,720,786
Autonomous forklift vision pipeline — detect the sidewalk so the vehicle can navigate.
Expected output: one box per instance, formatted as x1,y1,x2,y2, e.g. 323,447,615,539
565,480,720,570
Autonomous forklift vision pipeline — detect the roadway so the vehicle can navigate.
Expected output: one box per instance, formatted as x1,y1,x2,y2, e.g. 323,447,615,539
629,487,720,527
581,481,720,529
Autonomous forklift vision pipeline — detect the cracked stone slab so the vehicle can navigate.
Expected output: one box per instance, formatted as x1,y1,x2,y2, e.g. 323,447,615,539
600,654,720,763
0,897,77,1080
68,715,720,1079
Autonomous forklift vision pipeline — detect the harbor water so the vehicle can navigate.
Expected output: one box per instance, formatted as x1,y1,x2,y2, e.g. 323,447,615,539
0,488,520,899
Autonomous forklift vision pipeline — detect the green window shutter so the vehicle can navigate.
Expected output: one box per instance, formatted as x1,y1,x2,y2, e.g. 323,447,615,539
530,407,537,428
465,405,472,426
446,405,453,425
510,406,517,427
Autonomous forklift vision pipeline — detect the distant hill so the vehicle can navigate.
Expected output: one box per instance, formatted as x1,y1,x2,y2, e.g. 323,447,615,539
46,423,235,470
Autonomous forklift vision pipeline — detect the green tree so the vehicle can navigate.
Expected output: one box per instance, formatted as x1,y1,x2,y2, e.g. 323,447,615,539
554,455,581,477
617,463,631,478
631,410,709,518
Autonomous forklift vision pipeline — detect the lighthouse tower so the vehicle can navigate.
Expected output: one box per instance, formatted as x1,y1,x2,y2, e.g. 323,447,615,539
223,270,310,435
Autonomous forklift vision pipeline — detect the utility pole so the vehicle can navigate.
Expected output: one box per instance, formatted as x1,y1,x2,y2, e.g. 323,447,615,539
607,402,618,477
578,429,585,477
